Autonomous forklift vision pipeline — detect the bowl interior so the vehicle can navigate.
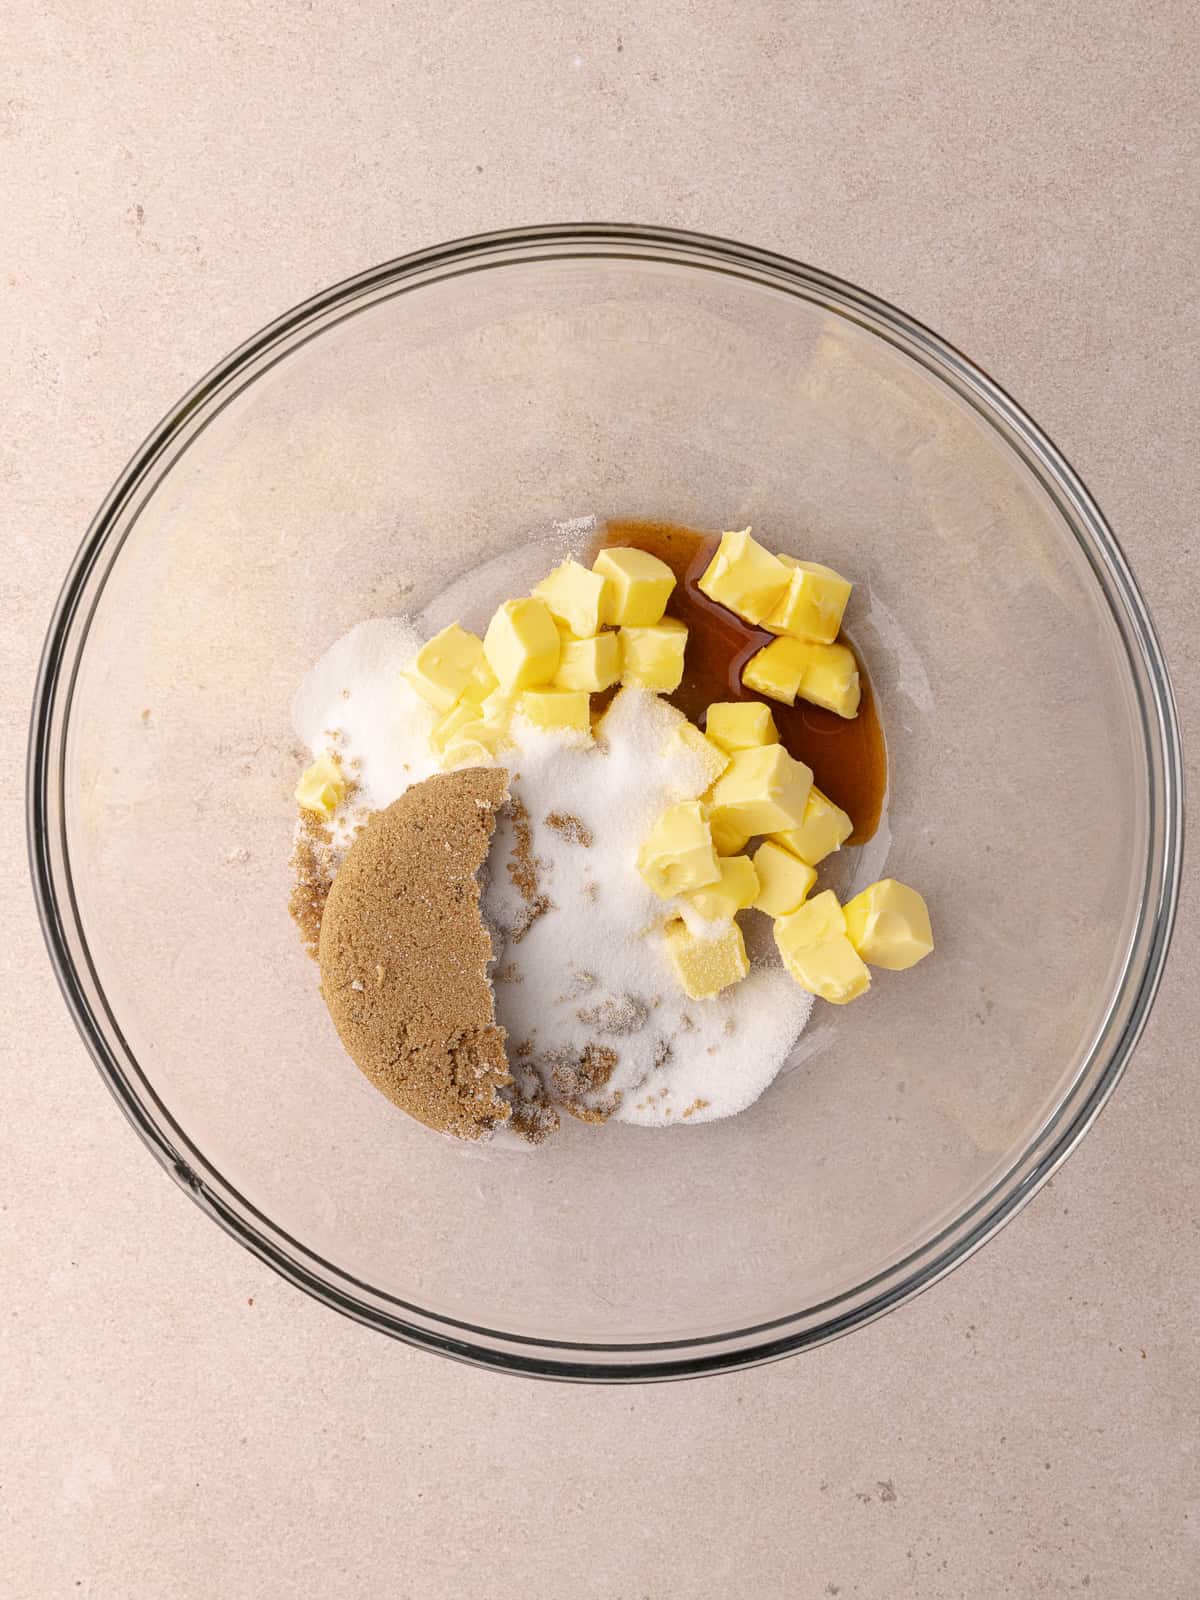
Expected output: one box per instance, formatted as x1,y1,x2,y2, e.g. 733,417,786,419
54,241,1158,1360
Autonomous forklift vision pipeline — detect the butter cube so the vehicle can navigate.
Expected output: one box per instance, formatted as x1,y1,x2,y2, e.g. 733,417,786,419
294,752,347,818
533,559,607,639
742,636,860,718
483,598,561,690
704,700,778,754
664,918,749,999
707,808,751,856
554,630,621,692
774,890,870,1004
441,731,499,770
697,528,791,624
797,640,861,718
707,744,813,836
636,801,720,899
430,700,480,752
664,721,729,788
460,656,499,707
684,854,759,921
402,623,486,712
518,688,591,733
752,840,817,918
764,558,852,643
741,636,807,705
843,879,934,971
772,785,853,866
593,547,677,626
621,618,688,692
478,686,515,731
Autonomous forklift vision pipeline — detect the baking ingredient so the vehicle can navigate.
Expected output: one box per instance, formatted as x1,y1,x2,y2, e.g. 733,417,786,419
742,635,861,718
772,785,853,866
774,890,871,1004
620,618,689,691
764,557,853,643
592,546,676,625
682,854,759,922
483,597,561,690
601,519,888,844
664,919,750,999
554,631,621,691
696,527,791,624
291,617,439,824
636,800,720,898
704,699,778,754
402,622,487,712
707,743,813,836
295,751,347,818
843,879,934,970
708,810,751,856
484,686,814,1126
533,558,607,638
318,768,513,1140
518,688,592,733
663,722,729,788
751,840,818,918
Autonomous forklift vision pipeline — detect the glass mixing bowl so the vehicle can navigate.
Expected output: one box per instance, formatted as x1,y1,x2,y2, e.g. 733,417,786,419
29,226,1181,1380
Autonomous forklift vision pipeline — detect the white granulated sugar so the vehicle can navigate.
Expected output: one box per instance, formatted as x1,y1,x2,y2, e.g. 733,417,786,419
291,618,438,845
485,689,813,1127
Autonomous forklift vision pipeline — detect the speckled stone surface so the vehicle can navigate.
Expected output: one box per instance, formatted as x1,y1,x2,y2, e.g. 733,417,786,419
2,4,1197,1596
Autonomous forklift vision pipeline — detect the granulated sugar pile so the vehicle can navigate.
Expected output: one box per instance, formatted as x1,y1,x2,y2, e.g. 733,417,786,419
486,690,812,1127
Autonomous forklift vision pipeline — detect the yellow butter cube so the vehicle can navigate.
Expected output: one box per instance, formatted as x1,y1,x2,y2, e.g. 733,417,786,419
593,547,677,626
402,623,486,713
774,890,870,1004
441,731,499,770
697,528,791,624
742,636,861,718
798,640,861,718
636,801,720,899
620,618,688,692
707,744,813,836
518,688,591,733
764,558,853,643
707,808,751,856
741,635,807,704
430,700,481,752
704,700,778,754
294,752,347,818
664,721,729,788
843,879,934,971
664,918,749,999
684,854,759,921
478,686,515,730
533,558,607,639
554,631,621,692
460,656,499,707
776,888,846,946
483,598,561,690
772,785,853,866
752,840,817,918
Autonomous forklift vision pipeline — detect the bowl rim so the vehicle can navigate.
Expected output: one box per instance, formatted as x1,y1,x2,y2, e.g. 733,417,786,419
27,223,1184,1381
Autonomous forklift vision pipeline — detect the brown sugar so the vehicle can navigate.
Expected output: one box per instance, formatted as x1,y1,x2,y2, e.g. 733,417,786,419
289,810,337,960
317,768,514,1141
545,810,594,847
504,795,552,941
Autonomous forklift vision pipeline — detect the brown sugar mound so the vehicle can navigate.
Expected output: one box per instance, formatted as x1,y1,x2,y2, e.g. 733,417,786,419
317,768,513,1141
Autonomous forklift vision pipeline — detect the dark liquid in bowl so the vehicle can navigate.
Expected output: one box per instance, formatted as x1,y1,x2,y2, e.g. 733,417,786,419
594,520,887,845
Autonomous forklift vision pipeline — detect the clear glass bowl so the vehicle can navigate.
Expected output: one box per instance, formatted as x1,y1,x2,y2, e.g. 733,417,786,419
28,226,1182,1380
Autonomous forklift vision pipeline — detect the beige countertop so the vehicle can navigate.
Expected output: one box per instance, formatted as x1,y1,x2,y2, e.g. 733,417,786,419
3,3,1197,1595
